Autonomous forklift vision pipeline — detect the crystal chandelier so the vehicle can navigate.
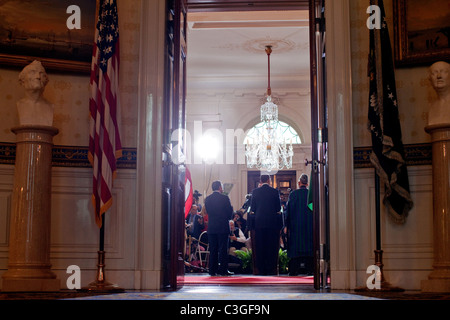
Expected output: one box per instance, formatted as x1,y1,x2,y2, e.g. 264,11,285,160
245,46,294,172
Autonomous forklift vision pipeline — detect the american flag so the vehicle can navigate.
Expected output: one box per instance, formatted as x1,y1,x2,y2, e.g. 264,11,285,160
88,0,122,228
185,167,193,218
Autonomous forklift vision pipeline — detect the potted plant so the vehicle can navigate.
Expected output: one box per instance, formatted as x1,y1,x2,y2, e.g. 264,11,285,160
234,249,253,274
278,249,290,274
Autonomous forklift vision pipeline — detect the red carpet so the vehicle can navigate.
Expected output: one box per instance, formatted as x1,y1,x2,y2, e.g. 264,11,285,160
184,275,314,285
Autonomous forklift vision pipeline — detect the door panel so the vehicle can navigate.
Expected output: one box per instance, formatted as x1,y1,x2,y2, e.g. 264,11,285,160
163,0,188,290
309,0,329,290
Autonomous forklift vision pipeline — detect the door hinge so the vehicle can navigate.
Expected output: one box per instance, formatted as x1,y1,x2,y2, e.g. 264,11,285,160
315,17,325,30
305,159,326,173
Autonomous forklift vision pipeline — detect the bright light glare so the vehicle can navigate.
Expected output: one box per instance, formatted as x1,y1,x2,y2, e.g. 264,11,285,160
196,134,220,163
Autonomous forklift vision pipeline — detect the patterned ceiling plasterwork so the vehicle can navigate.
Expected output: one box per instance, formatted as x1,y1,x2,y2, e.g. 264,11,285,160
242,38,297,54
211,36,308,54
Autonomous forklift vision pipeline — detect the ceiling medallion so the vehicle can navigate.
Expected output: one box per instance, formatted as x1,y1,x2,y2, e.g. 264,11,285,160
242,38,296,54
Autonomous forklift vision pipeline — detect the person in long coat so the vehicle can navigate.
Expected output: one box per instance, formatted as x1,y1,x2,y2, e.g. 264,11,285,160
284,174,314,275
250,174,282,275
204,180,234,276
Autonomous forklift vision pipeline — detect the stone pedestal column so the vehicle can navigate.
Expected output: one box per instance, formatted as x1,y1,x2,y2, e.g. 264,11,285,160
2,125,60,291
422,124,450,292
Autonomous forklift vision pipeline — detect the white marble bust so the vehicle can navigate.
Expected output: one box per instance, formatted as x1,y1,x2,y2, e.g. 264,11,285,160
16,60,54,126
428,61,450,126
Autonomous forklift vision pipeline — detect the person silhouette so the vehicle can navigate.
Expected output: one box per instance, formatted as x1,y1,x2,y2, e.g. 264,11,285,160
204,180,234,276
250,174,282,275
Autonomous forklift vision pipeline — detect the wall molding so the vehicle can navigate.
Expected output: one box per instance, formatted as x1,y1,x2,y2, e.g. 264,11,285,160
353,166,433,289
0,142,431,170
353,143,432,168
0,142,136,169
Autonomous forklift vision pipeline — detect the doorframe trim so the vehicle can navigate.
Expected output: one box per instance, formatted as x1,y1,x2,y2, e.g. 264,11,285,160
325,0,356,290
187,0,309,11
135,0,166,290
135,0,356,290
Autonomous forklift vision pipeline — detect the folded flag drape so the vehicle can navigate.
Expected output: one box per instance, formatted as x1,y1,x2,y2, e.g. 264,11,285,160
367,0,413,223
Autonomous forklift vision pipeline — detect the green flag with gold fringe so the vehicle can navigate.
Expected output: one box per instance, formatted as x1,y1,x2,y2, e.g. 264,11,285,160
367,0,413,223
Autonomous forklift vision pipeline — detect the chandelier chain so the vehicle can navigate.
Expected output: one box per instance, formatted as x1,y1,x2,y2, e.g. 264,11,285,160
245,46,294,172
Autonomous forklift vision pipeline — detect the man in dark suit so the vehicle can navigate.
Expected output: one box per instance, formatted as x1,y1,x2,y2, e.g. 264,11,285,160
250,174,282,275
204,180,234,276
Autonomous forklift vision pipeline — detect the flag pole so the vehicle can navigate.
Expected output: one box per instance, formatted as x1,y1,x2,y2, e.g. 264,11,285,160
373,172,404,291
355,172,403,292
373,173,386,286
375,173,381,251
80,215,124,292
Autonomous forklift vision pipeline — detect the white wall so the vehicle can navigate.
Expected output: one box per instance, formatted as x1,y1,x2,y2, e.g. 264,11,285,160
353,166,433,290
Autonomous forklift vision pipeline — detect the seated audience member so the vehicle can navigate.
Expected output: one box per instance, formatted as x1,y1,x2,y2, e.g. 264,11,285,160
193,190,203,212
228,220,247,273
229,220,250,252
199,204,208,233
232,211,247,237
186,204,204,240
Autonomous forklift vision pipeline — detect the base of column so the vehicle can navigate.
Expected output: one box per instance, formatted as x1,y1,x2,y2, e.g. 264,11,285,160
421,279,450,293
2,278,60,292
2,264,60,292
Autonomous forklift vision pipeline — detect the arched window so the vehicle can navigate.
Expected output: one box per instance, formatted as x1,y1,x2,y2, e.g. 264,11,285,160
244,120,301,145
